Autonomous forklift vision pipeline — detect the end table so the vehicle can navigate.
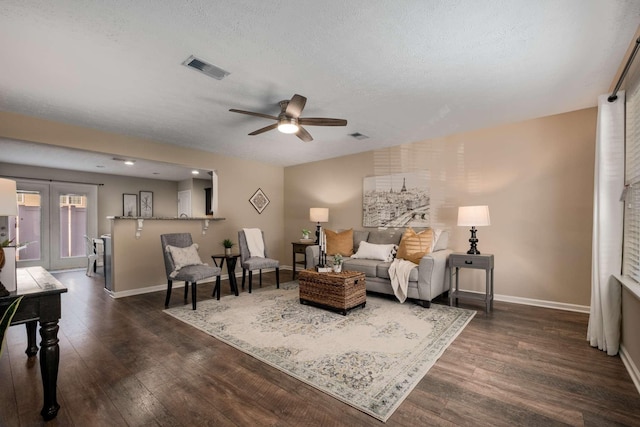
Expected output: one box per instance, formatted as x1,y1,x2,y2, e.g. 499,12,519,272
449,253,494,313
211,254,240,296
292,242,315,278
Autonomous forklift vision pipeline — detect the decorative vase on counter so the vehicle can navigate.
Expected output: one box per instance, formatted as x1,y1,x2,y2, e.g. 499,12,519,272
225,247,232,256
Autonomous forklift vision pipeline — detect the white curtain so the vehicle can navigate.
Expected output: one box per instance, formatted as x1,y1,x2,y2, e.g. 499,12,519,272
587,92,625,356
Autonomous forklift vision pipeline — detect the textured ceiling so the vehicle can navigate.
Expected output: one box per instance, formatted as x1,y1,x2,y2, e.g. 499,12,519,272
1,1,640,178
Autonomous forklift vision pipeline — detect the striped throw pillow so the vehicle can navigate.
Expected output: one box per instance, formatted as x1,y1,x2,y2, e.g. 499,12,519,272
396,227,433,264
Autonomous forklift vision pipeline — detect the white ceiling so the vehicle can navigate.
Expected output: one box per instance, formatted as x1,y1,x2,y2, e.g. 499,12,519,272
1,1,639,178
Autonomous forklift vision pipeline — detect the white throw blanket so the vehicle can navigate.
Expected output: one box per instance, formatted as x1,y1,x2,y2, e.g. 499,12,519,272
243,228,265,258
388,258,417,303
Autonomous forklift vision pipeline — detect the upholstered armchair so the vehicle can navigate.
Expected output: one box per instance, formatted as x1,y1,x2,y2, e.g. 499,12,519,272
160,233,221,310
238,229,280,293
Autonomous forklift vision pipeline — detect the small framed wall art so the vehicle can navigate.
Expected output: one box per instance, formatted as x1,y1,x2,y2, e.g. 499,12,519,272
139,191,153,218
123,193,138,217
249,188,270,214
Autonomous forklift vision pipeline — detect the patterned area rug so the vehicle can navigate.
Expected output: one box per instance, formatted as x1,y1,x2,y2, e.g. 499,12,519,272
163,282,475,422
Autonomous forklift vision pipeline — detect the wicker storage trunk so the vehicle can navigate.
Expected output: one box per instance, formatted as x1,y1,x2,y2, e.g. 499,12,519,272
298,269,366,315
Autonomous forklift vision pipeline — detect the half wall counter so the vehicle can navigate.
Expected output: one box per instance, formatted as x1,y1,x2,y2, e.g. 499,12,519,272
106,216,225,297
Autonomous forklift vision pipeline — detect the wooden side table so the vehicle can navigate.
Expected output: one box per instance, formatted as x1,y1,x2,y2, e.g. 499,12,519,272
211,254,240,296
292,242,314,278
449,253,494,313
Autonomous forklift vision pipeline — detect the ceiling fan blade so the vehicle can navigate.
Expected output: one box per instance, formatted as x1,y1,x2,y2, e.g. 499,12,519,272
249,123,278,136
296,126,313,142
285,94,307,118
229,109,278,121
298,117,347,126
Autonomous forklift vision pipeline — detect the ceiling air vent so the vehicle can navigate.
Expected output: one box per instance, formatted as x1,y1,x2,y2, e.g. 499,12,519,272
349,132,369,140
182,55,230,80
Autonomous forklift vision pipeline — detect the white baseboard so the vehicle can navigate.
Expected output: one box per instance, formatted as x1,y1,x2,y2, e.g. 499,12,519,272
106,268,588,314
454,289,590,313
620,344,640,395
108,268,281,299
494,293,590,313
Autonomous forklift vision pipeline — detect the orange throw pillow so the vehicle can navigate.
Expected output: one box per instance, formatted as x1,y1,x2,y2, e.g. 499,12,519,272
325,228,354,257
397,227,433,264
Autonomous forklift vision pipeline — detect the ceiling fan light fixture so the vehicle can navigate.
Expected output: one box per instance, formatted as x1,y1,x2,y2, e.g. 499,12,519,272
277,117,299,134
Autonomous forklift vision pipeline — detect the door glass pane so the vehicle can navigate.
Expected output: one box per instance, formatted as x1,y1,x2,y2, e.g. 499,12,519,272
59,194,87,258
11,191,41,261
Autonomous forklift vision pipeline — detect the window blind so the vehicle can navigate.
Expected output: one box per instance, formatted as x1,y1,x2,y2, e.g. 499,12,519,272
623,77,640,282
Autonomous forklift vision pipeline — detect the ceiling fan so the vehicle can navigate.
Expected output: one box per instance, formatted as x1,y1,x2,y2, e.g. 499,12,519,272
229,94,347,142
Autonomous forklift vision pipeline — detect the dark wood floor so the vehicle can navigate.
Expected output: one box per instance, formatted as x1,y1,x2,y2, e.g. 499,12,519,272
2,270,640,426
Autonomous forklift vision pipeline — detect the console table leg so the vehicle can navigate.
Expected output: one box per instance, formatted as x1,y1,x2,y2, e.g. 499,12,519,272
25,321,38,357
39,321,61,421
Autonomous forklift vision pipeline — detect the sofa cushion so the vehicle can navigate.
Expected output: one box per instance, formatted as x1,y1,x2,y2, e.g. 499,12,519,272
353,230,370,252
433,230,449,251
376,261,419,282
351,241,396,262
342,258,379,277
367,229,404,245
325,228,354,256
397,227,433,264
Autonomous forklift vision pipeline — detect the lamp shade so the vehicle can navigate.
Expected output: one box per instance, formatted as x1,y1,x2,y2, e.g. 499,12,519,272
309,207,329,223
0,178,18,216
457,205,490,227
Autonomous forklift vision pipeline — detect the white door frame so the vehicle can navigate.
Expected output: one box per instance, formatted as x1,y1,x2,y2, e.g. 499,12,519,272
15,179,98,270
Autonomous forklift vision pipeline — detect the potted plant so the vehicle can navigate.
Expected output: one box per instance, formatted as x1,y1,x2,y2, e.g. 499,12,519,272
332,253,343,273
222,239,234,256
301,229,311,240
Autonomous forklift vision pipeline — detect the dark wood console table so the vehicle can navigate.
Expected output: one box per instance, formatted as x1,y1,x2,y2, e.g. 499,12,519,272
0,267,67,421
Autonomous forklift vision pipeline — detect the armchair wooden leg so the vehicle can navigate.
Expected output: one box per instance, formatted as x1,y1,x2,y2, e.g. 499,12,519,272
276,268,280,288
242,269,246,290
191,282,197,310
184,282,189,302
165,280,173,308
249,270,253,293
259,269,262,288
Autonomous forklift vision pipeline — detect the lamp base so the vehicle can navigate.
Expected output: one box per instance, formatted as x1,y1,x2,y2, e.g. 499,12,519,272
467,226,481,255
315,222,322,244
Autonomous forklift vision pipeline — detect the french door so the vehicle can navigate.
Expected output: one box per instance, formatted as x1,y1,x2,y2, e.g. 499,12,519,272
9,180,98,270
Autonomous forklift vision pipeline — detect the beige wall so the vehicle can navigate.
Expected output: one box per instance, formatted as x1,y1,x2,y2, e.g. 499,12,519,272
0,162,181,235
111,218,227,293
2,108,597,305
0,112,286,272
285,107,597,306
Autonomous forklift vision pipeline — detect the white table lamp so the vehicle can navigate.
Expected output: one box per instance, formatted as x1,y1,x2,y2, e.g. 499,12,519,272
309,207,329,244
457,205,490,255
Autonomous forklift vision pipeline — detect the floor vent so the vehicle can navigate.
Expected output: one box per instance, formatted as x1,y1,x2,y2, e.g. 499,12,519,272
182,55,230,80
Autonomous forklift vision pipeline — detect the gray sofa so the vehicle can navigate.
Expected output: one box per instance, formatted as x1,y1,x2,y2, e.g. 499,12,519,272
305,228,452,307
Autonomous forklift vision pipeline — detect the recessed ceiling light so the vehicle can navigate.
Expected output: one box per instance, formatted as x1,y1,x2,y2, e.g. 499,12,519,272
192,170,200,175
113,157,136,165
